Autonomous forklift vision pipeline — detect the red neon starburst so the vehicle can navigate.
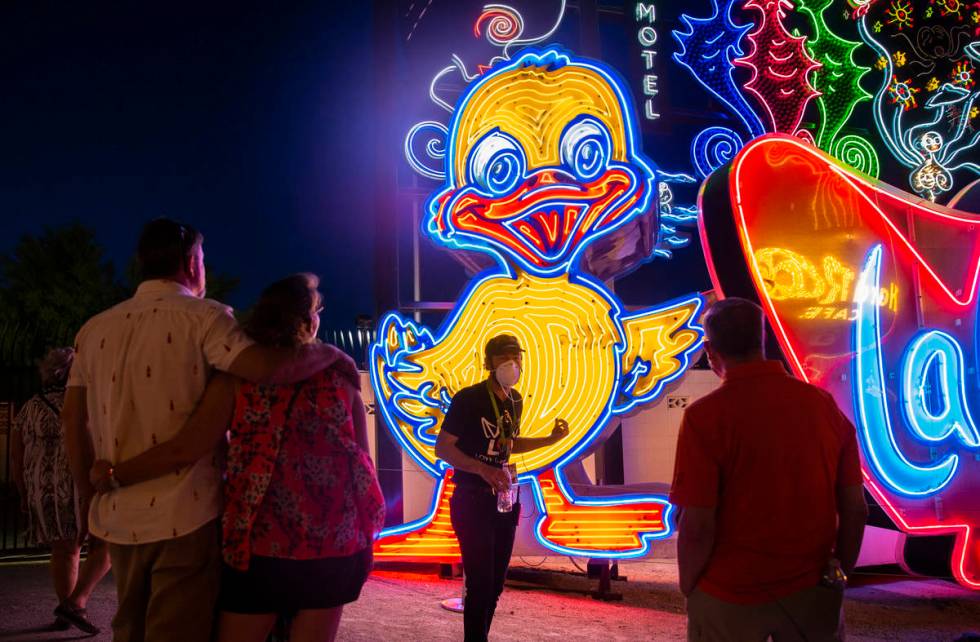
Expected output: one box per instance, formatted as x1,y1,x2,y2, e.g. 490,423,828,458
934,0,965,19
886,0,915,29
888,76,921,110
952,60,976,89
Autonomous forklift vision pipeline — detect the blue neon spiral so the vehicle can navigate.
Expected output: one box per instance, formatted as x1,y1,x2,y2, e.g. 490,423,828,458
692,126,744,179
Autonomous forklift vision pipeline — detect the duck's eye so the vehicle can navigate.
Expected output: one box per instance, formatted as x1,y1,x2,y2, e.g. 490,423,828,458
467,131,526,196
560,117,611,182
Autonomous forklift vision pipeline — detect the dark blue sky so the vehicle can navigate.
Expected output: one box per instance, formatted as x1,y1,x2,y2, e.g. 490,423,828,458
1,2,378,328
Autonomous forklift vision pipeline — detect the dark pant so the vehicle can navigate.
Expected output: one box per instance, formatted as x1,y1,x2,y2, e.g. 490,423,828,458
449,484,520,642
107,520,221,642
687,584,845,642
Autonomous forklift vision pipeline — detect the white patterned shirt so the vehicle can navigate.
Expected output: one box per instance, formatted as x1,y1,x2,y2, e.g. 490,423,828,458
68,279,253,544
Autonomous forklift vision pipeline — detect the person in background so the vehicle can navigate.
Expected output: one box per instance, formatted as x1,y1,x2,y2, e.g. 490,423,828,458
91,273,384,642
435,334,569,642
670,297,868,642
12,347,110,635
64,219,347,642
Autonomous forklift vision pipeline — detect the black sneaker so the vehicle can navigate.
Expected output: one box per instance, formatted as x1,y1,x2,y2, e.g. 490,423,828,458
53,600,100,636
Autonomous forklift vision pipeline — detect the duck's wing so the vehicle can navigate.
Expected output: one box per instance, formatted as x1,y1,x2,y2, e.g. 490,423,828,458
612,295,705,415
369,312,448,475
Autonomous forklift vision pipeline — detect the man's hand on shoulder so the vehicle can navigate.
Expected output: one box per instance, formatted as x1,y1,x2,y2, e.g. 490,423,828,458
228,341,357,385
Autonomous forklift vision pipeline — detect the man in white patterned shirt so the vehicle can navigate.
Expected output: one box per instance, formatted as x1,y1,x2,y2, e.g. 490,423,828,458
63,218,351,642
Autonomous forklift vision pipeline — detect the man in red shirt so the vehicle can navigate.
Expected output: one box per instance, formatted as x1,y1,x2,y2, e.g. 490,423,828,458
670,298,868,641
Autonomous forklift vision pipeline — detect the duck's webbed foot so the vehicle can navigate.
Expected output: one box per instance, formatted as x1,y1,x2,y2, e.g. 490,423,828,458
529,468,672,558
374,470,461,563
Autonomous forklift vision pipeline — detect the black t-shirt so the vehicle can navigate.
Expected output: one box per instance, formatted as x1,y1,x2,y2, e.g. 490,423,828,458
441,378,523,489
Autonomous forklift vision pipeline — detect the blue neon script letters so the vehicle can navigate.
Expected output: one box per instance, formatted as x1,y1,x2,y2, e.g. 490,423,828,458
853,245,980,497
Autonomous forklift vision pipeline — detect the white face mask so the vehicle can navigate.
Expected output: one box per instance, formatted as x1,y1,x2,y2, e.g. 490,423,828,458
494,360,521,389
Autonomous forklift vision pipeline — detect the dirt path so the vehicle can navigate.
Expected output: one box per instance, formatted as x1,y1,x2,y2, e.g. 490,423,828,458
1,556,978,641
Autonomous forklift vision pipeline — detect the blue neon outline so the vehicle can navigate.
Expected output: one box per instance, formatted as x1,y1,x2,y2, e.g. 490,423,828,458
375,46,705,558
376,472,451,540
852,245,958,496
610,295,705,416
672,0,764,139
691,126,745,179
370,264,705,480
526,473,675,558
424,47,659,277
901,330,980,447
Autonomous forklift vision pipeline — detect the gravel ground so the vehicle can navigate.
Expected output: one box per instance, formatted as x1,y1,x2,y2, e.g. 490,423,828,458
1,555,978,641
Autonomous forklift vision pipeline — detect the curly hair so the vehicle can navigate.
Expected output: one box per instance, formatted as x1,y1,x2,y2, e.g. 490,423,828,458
243,273,321,348
38,347,75,388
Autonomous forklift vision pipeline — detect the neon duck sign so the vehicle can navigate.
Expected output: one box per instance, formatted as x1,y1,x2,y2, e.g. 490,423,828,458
373,39,705,561
700,134,980,590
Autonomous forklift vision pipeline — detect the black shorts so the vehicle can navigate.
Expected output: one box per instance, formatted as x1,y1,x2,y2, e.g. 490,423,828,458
217,548,373,614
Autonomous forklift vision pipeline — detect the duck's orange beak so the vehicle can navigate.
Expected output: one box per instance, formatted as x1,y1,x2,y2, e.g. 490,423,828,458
430,165,648,272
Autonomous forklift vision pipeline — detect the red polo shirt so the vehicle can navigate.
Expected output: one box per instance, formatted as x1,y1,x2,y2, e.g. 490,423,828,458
669,360,862,604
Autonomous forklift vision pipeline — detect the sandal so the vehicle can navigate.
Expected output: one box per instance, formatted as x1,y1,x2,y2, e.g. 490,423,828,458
53,600,100,635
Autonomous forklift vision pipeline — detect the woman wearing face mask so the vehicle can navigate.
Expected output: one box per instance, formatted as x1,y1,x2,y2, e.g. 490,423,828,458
435,334,569,642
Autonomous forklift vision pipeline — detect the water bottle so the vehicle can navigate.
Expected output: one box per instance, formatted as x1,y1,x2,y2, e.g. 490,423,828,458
496,465,514,513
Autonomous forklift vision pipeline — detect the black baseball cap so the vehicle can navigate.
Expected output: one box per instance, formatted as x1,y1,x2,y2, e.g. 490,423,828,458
485,334,525,359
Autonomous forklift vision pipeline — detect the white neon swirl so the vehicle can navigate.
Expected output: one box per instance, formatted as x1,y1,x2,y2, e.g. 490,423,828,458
404,121,449,180
429,65,457,113
857,17,918,166
501,0,567,58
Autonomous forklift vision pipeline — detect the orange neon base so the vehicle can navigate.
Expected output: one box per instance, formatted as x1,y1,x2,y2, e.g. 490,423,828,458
534,469,668,553
373,472,461,563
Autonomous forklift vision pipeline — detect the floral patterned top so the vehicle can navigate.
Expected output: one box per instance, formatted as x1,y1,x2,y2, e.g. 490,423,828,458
222,361,385,570
13,388,78,546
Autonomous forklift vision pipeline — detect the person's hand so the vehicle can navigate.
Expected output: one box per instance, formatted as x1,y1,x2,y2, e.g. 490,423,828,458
820,558,847,591
550,418,569,442
90,460,114,494
479,464,511,494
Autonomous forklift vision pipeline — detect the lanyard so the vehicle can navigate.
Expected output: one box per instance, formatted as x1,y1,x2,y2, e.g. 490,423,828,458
486,378,520,434
486,377,503,422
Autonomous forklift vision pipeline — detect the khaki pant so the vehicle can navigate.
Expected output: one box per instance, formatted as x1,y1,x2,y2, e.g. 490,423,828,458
687,584,844,642
108,520,220,642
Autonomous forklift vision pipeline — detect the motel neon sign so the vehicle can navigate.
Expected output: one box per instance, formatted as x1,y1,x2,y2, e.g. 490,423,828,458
635,2,661,121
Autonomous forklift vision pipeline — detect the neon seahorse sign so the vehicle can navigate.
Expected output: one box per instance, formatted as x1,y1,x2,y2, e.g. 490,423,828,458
699,134,980,590
371,47,704,562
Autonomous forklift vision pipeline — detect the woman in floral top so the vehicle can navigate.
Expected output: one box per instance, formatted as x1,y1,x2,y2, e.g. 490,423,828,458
91,274,384,642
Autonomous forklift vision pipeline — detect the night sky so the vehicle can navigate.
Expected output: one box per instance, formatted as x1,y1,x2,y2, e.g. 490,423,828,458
1,2,378,329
